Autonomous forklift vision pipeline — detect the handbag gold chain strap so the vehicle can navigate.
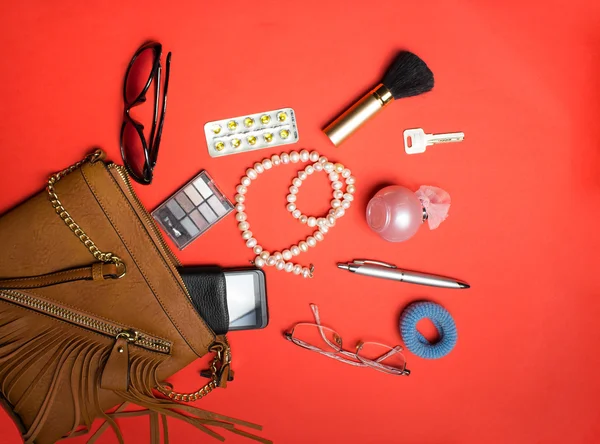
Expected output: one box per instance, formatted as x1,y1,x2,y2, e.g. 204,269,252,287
47,150,125,271
46,150,226,401
155,343,226,401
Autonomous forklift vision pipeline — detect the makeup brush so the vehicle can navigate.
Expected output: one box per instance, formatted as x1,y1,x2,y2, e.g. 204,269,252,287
323,51,434,146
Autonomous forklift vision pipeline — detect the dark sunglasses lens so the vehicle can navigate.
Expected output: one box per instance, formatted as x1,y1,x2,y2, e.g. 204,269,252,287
125,47,156,104
122,121,150,181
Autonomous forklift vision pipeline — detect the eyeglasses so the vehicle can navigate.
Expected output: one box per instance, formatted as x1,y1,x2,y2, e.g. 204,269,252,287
120,41,171,185
284,304,410,376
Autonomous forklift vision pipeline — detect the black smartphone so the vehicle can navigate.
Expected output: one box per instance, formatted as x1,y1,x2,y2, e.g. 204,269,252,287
223,268,268,331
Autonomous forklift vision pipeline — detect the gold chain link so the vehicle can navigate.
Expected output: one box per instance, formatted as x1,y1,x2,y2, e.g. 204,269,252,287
156,351,221,401
46,150,124,268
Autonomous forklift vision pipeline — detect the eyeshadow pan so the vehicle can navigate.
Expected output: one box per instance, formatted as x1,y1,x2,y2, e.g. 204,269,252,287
190,210,208,231
193,177,213,199
184,185,203,206
155,208,192,244
199,202,217,223
166,200,186,220
161,215,182,238
175,192,195,213
207,195,227,217
180,217,200,237
153,170,234,250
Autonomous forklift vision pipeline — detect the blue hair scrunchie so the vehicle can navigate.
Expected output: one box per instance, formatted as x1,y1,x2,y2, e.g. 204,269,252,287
400,302,457,359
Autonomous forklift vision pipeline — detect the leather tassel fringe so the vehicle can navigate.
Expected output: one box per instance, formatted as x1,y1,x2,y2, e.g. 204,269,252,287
0,301,117,444
106,353,272,444
0,302,270,444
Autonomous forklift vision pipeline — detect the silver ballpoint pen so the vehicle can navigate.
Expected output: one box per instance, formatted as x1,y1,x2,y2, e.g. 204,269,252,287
337,259,470,289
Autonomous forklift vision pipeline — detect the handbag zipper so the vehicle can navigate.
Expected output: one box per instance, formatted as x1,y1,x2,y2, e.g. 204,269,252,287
106,164,209,315
108,164,182,269
0,289,171,354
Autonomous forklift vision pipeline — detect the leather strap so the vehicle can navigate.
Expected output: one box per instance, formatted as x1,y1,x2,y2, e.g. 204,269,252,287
86,403,130,444
86,400,271,444
161,414,169,444
150,412,160,444
100,337,130,392
86,404,169,444
0,263,122,289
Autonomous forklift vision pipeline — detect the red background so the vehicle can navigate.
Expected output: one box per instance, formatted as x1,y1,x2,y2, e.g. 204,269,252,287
1,1,599,443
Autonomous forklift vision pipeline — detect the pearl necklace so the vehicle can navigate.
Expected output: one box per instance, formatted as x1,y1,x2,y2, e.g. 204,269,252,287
234,149,356,278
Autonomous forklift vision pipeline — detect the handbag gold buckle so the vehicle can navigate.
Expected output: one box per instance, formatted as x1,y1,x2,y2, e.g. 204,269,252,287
110,260,127,279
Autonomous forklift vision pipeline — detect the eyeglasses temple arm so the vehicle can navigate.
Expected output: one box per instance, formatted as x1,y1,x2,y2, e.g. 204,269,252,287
151,52,171,167
309,304,342,350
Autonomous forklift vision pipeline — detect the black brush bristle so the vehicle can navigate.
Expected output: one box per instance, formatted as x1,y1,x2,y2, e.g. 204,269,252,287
382,51,434,100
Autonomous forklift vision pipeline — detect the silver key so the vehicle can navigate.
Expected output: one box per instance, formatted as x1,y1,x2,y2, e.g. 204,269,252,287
403,128,465,155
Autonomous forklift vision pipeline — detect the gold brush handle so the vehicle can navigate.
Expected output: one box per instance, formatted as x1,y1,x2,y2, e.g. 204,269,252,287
323,84,394,147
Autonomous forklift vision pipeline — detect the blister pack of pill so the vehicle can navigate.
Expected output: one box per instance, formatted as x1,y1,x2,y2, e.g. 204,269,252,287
205,107,299,158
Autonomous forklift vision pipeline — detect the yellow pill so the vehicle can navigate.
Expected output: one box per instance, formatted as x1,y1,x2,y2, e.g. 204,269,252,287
264,133,273,143
231,138,242,148
214,141,225,151
212,124,222,134
279,129,290,139
227,120,238,131
277,112,287,122
260,115,271,124
247,135,257,145
244,117,254,128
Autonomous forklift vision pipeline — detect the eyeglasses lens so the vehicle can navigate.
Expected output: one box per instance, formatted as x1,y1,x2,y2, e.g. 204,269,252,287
292,324,343,353
357,342,406,372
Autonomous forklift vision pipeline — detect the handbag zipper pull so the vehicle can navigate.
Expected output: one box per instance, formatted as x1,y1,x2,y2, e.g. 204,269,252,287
100,330,137,392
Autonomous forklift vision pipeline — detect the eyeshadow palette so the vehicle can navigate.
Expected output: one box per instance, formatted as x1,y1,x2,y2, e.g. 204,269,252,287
205,107,299,158
152,171,233,249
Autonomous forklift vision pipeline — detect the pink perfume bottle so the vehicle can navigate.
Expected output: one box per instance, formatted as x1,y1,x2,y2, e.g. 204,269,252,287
366,185,451,242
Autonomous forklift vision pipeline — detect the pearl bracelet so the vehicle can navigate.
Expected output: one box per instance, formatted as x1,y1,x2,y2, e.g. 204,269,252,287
235,149,356,278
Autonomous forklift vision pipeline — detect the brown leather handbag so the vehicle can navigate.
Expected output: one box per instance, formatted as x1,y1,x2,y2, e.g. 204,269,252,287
0,151,268,444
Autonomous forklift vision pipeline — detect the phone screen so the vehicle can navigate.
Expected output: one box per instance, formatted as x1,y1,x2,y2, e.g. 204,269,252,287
224,269,267,330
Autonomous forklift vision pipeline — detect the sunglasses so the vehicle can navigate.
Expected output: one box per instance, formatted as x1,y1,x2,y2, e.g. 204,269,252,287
120,41,171,185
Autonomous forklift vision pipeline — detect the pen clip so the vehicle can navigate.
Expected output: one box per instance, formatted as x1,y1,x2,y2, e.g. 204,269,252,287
352,259,397,269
